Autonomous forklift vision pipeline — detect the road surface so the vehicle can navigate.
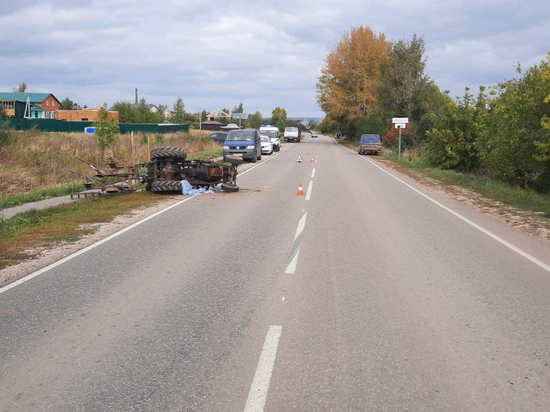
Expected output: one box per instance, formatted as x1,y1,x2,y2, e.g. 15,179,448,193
1,134,550,411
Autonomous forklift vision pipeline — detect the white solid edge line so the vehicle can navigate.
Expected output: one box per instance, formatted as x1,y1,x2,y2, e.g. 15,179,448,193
337,142,550,274
0,149,286,296
311,168,316,178
243,325,283,412
305,181,313,201
0,196,197,295
284,245,301,274
293,212,308,242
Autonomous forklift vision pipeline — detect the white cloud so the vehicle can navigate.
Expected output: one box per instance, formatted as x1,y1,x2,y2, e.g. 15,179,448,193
0,0,548,116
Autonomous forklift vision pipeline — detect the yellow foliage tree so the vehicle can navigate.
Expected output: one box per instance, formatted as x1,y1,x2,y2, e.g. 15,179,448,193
316,26,390,130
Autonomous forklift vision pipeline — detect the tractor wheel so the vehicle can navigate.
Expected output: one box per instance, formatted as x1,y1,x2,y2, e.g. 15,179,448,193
151,180,182,193
226,155,244,165
151,147,187,161
221,183,239,192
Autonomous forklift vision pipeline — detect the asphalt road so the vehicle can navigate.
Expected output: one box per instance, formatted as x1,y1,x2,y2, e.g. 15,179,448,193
1,134,550,411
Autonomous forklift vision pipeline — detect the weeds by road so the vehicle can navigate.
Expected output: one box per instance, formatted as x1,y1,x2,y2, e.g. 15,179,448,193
0,130,217,207
382,148,550,219
0,191,173,270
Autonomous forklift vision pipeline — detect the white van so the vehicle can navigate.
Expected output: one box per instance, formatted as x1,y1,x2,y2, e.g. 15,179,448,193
259,125,281,151
284,127,301,143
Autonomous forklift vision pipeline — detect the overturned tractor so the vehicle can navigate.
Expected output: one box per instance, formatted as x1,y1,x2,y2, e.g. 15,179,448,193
143,147,242,192
75,147,243,194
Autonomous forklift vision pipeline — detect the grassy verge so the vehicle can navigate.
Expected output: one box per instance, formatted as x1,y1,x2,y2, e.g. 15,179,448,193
0,183,86,209
0,191,173,270
381,149,550,219
188,147,223,159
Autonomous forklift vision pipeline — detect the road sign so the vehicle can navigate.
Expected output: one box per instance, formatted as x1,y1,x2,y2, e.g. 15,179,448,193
392,117,409,124
231,113,248,119
297,156,303,163
396,124,406,129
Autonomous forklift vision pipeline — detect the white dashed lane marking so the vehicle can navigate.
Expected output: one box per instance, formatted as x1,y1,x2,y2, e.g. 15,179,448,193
305,181,313,201
285,209,307,274
243,326,283,412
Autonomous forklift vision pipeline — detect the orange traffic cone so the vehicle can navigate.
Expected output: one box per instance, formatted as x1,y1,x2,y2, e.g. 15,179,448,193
310,157,315,163
307,150,310,154
296,183,305,195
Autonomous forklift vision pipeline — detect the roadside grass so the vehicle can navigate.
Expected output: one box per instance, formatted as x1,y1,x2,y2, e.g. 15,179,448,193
0,191,173,270
188,147,223,159
0,130,217,207
381,148,550,219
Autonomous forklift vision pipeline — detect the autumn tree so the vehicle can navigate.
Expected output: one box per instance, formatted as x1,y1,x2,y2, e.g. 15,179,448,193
317,26,390,135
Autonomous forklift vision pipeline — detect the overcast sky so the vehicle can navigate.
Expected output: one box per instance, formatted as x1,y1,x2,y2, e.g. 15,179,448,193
1,0,548,118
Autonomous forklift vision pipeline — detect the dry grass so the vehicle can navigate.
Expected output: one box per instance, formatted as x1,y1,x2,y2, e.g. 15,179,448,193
0,130,216,197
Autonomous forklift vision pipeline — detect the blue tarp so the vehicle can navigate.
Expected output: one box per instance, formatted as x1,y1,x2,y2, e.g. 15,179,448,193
181,180,215,196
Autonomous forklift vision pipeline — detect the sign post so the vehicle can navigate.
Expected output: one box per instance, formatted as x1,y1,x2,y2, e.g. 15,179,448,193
392,118,408,160
232,112,249,128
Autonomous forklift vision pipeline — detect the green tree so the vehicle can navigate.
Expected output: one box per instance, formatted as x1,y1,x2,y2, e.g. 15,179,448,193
112,102,137,123
377,35,439,123
476,59,550,190
61,97,74,110
249,111,263,129
94,103,120,151
232,102,244,114
156,104,169,123
201,109,208,122
424,88,486,172
13,82,27,93
0,102,6,118
135,98,156,123
172,97,186,123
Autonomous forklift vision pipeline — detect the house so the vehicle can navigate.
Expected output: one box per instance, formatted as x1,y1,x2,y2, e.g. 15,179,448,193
0,92,60,119
207,109,231,121
56,107,119,123
200,121,222,131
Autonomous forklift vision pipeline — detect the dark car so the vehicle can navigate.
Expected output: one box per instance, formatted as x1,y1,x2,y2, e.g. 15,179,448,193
223,129,262,163
358,134,381,155
210,132,227,145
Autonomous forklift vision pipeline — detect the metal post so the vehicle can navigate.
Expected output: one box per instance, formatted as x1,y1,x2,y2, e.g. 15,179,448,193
147,135,151,162
398,127,402,160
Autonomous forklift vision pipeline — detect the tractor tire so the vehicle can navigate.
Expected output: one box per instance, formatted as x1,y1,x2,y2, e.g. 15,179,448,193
221,183,239,192
226,155,243,165
150,180,182,193
151,147,187,161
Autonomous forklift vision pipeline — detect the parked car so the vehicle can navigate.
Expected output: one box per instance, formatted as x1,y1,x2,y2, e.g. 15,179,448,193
284,126,301,143
358,134,381,155
260,134,274,155
210,132,227,145
259,125,281,151
311,131,318,138
223,129,262,162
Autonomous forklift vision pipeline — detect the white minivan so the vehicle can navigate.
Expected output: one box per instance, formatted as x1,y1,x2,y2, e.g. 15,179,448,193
284,126,301,143
259,125,281,152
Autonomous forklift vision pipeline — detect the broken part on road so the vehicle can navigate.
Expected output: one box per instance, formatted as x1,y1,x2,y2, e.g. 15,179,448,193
75,147,243,194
